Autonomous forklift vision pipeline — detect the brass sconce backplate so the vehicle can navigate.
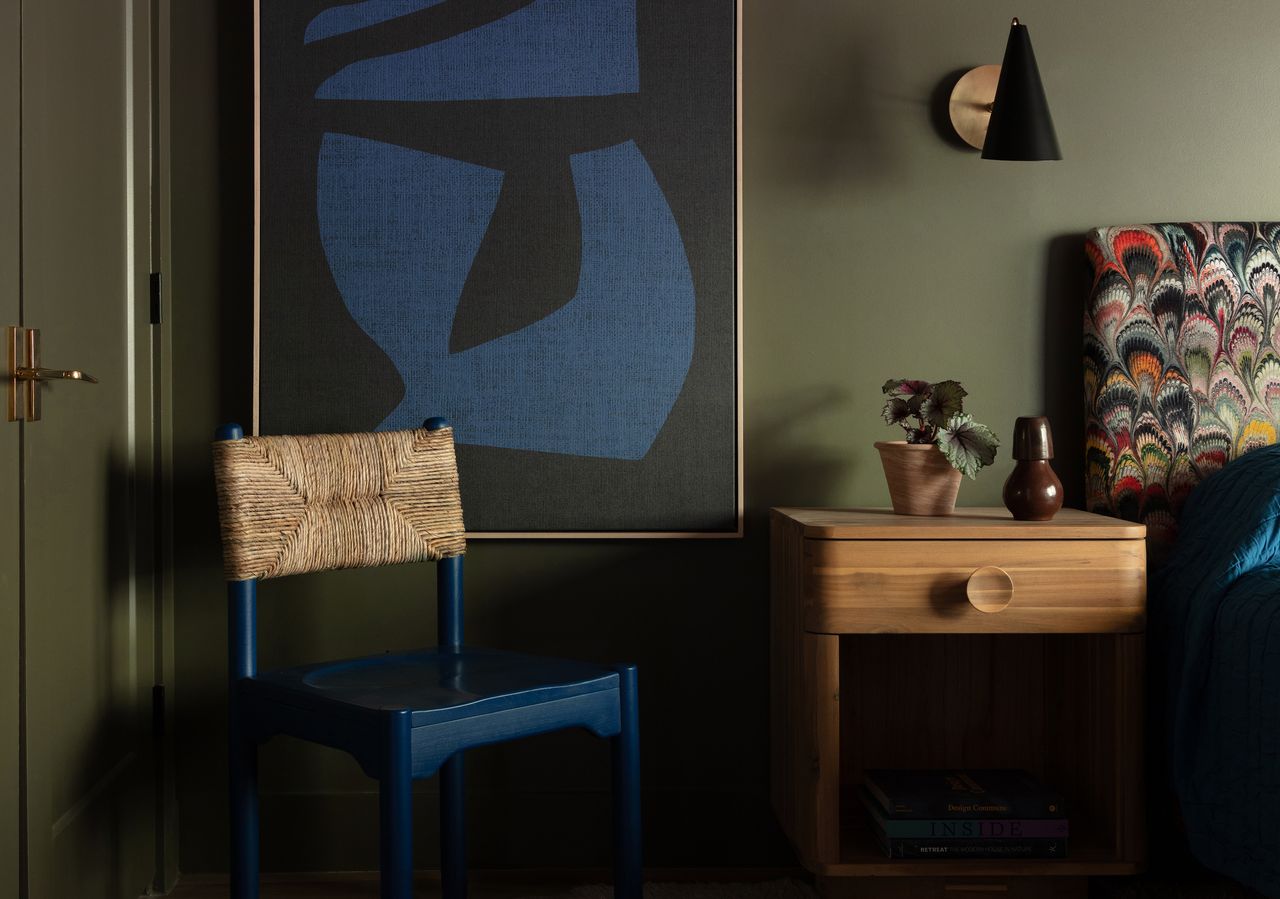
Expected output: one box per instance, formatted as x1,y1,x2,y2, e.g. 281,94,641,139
948,64,1001,150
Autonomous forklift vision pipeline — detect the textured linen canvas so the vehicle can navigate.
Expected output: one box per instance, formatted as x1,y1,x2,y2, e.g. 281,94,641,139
257,0,740,534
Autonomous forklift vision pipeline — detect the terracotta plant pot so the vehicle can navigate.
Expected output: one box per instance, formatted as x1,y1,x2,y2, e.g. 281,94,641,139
874,440,963,516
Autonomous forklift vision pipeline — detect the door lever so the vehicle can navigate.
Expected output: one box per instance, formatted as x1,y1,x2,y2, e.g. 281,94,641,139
14,366,99,383
7,327,98,422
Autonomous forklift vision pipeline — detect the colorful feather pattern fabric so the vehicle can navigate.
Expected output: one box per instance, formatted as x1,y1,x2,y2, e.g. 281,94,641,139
1085,222,1280,541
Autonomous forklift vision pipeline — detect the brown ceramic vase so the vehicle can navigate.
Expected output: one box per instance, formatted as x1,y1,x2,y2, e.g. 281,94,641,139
1003,415,1063,521
875,441,963,516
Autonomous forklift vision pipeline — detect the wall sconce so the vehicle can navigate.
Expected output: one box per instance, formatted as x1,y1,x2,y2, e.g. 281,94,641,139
948,18,1061,160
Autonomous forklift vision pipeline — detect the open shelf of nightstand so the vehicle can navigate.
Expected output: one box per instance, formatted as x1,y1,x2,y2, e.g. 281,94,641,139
834,632,1141,873
827,632,1143,881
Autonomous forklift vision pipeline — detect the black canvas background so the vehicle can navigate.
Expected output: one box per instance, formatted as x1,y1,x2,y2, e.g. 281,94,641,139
259,0,738,532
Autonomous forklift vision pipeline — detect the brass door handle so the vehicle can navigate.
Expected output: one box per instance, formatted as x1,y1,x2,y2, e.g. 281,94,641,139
7,327,99,421
15,366,98,383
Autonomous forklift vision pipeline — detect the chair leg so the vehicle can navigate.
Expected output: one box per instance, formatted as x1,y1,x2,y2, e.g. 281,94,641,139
229,722,259,899
440,753,467,899
612,664,642,899
380,710,414,899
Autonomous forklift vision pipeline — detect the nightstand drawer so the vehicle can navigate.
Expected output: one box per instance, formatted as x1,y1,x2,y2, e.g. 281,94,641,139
803,538,1145,634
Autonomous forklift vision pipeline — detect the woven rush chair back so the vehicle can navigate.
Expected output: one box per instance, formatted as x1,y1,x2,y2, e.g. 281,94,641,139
212,426,466,581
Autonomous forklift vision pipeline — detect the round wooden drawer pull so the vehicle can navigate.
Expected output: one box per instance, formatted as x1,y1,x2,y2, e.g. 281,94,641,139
967,566,1014,613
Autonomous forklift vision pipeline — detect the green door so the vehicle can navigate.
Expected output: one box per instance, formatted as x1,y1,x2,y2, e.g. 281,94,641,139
4,0,160,895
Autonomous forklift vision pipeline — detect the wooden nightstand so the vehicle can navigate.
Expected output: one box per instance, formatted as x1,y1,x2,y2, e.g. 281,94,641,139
770,508,1146,899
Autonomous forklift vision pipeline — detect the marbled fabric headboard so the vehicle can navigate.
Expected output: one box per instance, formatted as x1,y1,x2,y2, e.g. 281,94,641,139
1084,222,1280,541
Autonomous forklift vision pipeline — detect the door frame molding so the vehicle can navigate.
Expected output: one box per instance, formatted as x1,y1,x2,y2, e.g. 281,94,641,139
1,0,21,891
153,0,179,889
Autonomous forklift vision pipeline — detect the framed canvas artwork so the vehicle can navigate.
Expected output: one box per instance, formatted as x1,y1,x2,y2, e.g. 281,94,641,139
255,0,741,536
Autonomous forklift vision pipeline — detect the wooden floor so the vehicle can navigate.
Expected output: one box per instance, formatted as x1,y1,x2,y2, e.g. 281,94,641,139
166,871,1264,899
166,871,810,899
170,873,588,898
170,872,604,899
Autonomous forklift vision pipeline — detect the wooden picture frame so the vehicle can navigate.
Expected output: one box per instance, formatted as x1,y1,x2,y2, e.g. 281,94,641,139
254,0,742,537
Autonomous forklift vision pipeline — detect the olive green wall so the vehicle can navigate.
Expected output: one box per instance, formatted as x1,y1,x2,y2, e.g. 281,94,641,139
170,0,1280,874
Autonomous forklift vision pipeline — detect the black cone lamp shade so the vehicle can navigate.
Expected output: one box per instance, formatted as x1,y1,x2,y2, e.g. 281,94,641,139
982,18,1061,160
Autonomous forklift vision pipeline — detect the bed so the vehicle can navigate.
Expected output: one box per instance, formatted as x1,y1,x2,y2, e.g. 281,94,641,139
1085,221,1280,896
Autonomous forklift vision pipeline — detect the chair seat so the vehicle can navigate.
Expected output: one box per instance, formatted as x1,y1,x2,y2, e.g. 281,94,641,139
250,647,619,728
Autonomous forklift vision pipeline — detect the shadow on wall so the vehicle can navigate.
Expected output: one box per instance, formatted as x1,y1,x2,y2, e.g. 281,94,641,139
758,31,902,192
746,386,854,529
1041,233,1093,510
168,0,257,873
169,451,237,865
444,389,856,866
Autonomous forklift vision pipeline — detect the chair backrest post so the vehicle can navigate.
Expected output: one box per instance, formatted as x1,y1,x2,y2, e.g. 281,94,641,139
216,422,245,442
437,555,463,650
422,416,465,650
218,422,258,682
228,578,258,682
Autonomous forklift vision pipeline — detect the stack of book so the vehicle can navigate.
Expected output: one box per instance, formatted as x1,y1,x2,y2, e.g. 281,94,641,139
861,769,1068,859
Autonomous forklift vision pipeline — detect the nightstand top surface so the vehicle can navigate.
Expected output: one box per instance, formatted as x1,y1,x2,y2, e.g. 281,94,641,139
771,506,1145,540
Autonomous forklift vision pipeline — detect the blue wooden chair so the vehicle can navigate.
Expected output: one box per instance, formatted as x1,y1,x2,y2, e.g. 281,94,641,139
212,419,641,899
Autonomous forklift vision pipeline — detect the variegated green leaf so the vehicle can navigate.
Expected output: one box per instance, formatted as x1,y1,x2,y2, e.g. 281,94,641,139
882,397,912,425
921,379,967,426
937,413,999,479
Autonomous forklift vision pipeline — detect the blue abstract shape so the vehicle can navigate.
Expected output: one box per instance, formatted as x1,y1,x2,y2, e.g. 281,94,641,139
305,0,447,44
316,0,639,101
316,134,696,460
